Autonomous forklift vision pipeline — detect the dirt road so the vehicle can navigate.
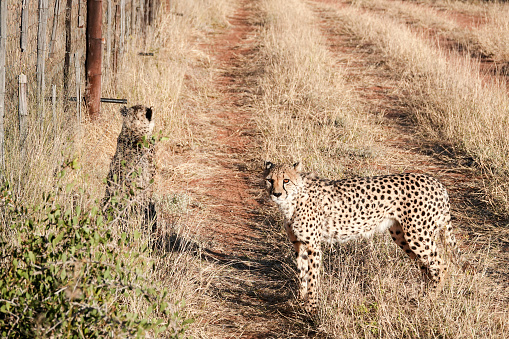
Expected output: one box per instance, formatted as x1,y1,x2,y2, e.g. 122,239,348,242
169,0,509,337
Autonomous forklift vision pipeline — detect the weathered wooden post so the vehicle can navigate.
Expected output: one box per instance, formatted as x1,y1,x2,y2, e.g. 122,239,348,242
120,0,125,55
131,0,135,34
106,0,112,75
48,0,60,58
85,0,103,120
37,0,48,121
75,51,82,123
63,0,72,112
139,0,144,33
113,4,120,77
0,0,6,169
144,0,150,28
21,0,29,52
18,75,28,154
52,84,57,124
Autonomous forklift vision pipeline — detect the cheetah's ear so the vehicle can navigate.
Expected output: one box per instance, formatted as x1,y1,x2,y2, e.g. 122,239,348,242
264,161,274,171
120,106,128,117
145,107,153,121
293,162,302,172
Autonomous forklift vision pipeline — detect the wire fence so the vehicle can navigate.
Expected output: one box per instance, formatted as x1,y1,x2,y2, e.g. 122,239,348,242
0,0,160,171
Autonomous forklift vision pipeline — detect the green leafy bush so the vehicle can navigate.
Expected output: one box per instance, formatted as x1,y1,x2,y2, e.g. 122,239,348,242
0,160,193,338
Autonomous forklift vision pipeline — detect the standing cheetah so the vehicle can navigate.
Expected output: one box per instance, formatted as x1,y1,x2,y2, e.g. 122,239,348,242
264,162,458,312
103,105,156,225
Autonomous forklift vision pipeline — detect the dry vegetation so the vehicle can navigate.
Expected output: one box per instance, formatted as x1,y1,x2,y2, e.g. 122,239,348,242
255,0,377,177
254,0,509,337
352,0,509,61
331,1,509,213
1,0,232,336
3,0,509,336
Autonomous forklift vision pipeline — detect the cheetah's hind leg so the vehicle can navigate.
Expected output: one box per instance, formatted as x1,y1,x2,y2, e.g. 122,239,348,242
389,221,446,293
144,199,157,232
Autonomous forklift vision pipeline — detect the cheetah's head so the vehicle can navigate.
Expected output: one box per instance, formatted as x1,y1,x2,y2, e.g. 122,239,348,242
264,162,303,203
120,105,155,141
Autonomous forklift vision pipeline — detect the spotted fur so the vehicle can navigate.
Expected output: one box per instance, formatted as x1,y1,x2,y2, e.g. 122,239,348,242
264,162,458,312
104,105,156,224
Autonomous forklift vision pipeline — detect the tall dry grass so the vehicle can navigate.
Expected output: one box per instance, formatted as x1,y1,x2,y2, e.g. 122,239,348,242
325,4,509,214
1,0,231,336
255,0,377,177
353,0,509,61
253,0,509,337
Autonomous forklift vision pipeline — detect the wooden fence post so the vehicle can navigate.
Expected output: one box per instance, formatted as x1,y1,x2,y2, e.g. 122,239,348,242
21,0,29,52
52,84,56,124
18,75,28,154
85,0,103,120
48,0,60,58
106,0,112,75
113,4,120,77
131,0,135,34
144,0,149,28
139,0,144,33
75,51,81,123
0,0,6,169
120,0,125,56
63,0,72,111
37,0,48,123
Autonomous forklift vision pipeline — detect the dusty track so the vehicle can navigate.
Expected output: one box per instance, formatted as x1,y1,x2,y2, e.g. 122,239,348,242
168,0,509,337
352,0,509,84
311,1,509,295
310,0,509,291
171,1,319,337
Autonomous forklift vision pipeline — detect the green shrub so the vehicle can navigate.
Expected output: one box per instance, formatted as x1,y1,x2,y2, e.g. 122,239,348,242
0,160,193,338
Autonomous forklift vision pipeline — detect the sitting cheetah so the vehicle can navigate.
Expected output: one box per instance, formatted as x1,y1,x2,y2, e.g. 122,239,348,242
264,162,458,312
103,105,156,225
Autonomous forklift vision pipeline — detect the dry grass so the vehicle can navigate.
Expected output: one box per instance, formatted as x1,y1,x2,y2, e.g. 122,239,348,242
4,0,509,336
353,0,509,61
324,4,509,214
317,237,509,338
252,0,509,337
255,0,378,178
1,0,232,335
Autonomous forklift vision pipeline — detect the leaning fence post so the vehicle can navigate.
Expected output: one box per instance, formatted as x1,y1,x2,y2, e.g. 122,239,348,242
75,51,81,124
21,0,29,52
37,0,48,124
0,0,6,169
63,0,72,112
48,0,60,58
18,75,28,154
52,84,56,125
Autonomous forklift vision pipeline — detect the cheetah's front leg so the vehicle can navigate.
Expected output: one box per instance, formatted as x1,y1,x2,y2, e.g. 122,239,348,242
295,242,309,300
305,243,321,312
285,223,310,300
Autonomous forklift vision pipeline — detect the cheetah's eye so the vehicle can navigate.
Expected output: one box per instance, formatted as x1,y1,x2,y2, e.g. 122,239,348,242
266,179,274,185
283,179,290,184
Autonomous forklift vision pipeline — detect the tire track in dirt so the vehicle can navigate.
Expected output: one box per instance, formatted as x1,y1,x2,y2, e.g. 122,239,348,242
170,0,507,336
171,1,319,337
309,0,509,295
355,0,509,87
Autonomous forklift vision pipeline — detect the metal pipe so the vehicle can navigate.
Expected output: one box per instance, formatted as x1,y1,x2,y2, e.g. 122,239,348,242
85,0,103,120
